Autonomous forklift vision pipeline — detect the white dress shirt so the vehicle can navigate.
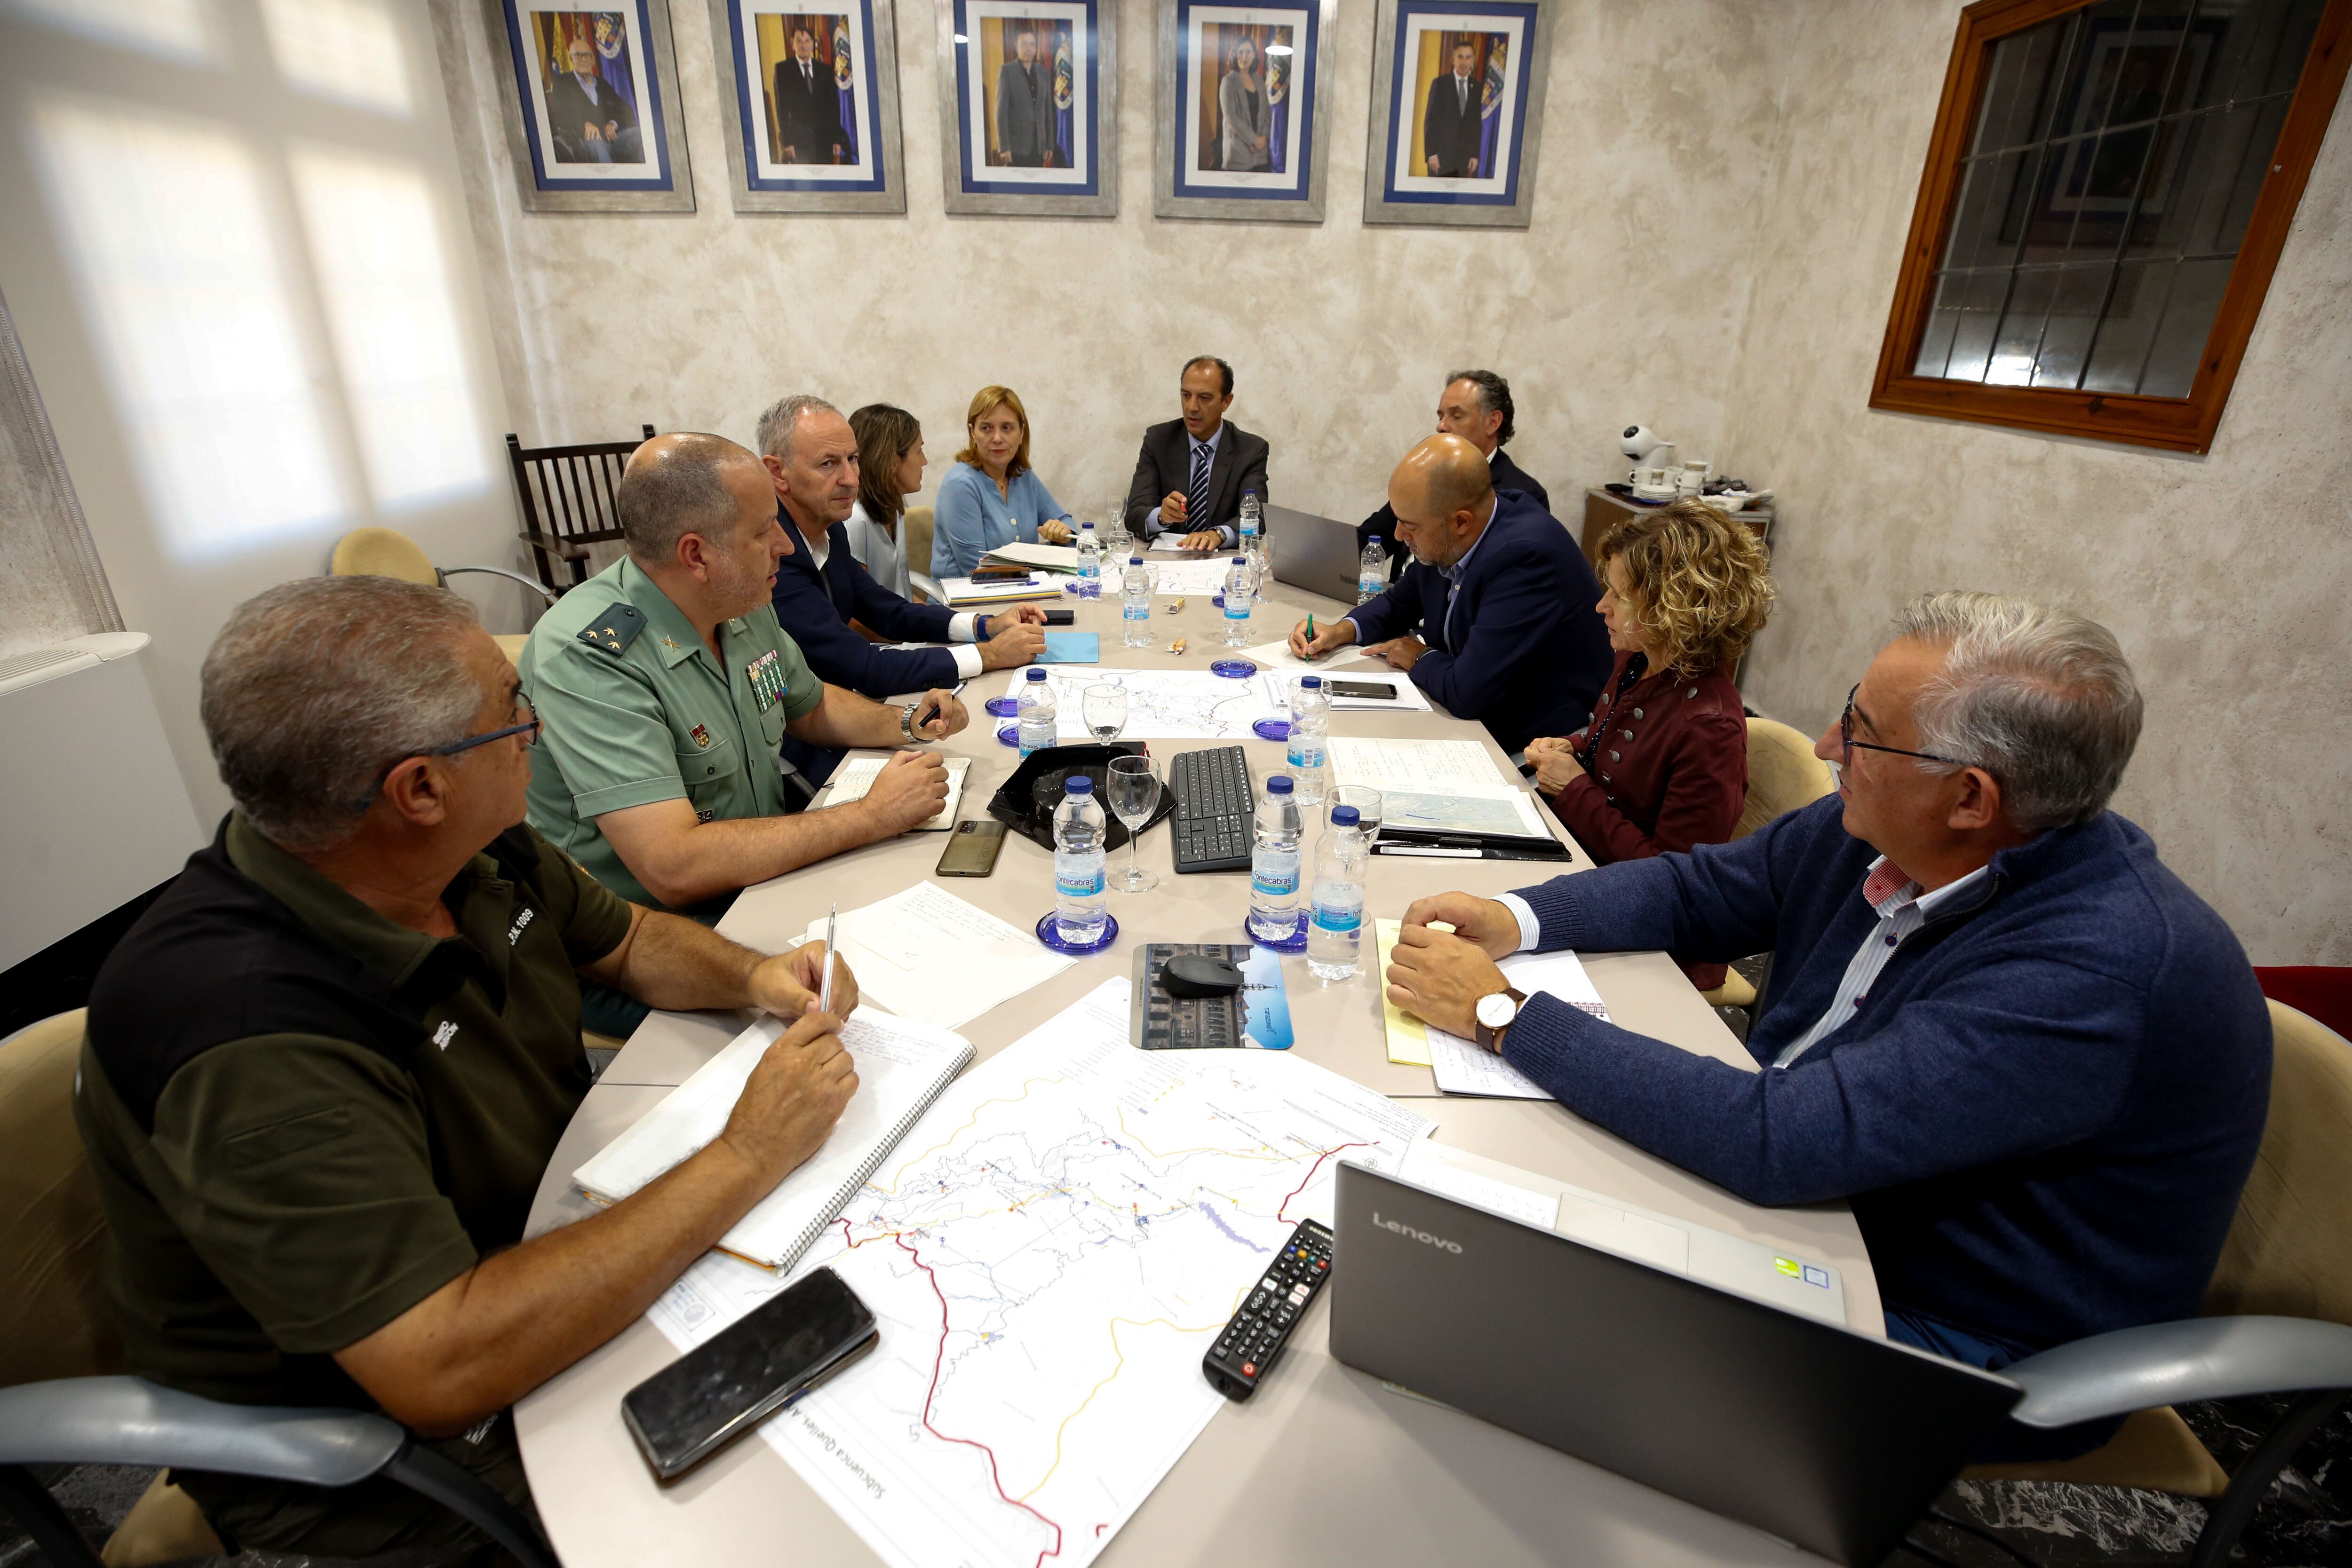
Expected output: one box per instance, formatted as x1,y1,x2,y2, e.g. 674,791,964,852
1145,424,1235,546
1494,856,1994,1066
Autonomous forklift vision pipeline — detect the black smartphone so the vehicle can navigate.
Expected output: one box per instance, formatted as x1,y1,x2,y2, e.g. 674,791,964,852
935,818,1009,877
621,1267,877,1482
1041,608,1075,626
1327,679,1398,700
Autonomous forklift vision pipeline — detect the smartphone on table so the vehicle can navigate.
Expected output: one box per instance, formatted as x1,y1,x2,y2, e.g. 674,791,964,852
935,819,1009,877
621,1267,878,1481
1327,679,1398,700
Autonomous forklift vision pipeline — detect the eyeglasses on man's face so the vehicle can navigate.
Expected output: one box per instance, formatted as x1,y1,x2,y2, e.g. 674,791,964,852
1837,684,1967,768
349,696,540,813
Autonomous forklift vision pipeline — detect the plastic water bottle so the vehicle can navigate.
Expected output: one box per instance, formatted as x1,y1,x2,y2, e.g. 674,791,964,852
1016,668,1057,758
1247,774,1304,947
1239,490,1267,583
1222,556,1254,646
1052,776,1108,946
1074,521,1102,600
1120,555,1153,648
1357,539,1386,605
1306,806,1369,981
1286,675,1330,806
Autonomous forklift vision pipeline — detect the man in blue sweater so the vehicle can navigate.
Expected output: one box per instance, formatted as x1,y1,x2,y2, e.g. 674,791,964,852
1288,434,1610,752
1388,592,2270,1455
760,395,1049,782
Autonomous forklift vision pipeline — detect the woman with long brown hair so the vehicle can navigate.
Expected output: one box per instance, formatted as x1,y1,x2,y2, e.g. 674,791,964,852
843,403,926,598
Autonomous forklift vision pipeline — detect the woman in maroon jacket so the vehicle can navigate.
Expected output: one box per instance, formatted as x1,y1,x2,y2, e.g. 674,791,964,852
1525,498,1774,987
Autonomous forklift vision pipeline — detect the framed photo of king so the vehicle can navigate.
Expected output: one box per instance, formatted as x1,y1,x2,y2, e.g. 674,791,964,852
486,0,696,212
1362,0,1552,229
935,0,1119,217
1154,0,1333,222
707,0,907,213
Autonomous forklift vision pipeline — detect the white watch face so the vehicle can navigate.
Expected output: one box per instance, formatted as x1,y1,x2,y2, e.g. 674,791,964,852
1476,991,1518,1029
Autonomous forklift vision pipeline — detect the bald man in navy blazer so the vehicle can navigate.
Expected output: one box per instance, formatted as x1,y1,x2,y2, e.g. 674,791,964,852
1291,435,1610,753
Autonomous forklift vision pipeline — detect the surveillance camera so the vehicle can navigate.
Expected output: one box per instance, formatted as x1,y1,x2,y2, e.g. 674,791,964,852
1620,424,1668,462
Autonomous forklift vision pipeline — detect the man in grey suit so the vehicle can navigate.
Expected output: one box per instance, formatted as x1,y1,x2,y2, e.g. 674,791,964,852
1422,39,1483,177
993,28,1053,167
1123,357,1273,551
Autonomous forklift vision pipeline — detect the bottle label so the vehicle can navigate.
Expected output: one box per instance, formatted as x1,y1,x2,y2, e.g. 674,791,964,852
1123,602,1147,621
1055,851,1105,898
1250,850,1299,899
1225,603,1248,621
1311,900,1362,934
1286,740,1326,770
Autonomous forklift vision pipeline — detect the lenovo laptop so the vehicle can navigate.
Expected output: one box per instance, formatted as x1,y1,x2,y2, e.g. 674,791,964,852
1330,1149,2021,1566
1266,503,1366,604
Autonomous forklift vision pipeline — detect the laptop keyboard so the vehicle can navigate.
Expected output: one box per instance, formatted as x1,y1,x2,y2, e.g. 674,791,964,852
1170,745,1253,873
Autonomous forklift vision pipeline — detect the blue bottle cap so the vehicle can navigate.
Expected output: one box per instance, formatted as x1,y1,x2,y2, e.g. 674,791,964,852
1331,806,1361,826
1027,667,1049,681
1266,775,1293,794
1231,557,1246,565
1300,675,1321,689
1065,775,1093,794
1129,556,1143,565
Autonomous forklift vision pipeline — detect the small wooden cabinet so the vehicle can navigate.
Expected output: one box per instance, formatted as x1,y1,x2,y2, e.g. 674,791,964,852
1579,487,1775,564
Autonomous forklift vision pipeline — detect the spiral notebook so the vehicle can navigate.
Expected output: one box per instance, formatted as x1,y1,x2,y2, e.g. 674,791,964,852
572,1007,975,1271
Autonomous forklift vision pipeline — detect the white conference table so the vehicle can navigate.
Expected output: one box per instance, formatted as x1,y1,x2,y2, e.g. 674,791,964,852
515,572,1881,1568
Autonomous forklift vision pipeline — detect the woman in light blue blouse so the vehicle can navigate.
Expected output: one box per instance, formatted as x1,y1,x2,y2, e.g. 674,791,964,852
930,384,1075,578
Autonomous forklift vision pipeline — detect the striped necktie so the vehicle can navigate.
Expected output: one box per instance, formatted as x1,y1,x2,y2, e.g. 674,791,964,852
1187,441,1212,533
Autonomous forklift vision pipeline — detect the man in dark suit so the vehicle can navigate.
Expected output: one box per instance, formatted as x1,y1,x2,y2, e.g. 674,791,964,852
757,395,1047,779
1293,435,1610,753
1359,369,1546,570
772,26,847,164
1122,356,1272,551
1422,40,1484,177
993,28,1053,166
548,36,642,164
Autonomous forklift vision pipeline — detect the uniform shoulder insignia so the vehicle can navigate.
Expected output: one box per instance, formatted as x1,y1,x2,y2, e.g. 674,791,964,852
577,602,648,657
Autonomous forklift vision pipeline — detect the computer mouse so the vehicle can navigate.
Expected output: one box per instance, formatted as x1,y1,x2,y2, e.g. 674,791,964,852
1161,954,1245,999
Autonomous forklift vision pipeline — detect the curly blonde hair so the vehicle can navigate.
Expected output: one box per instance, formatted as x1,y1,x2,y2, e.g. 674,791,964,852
1598,498,1775,678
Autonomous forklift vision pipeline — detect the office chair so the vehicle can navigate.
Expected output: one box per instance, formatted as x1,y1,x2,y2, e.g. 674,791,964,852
329,527,554,665
507,426,657,595
1960,999,2352,1567
1700,717,1835,1011
0,1011,560,1568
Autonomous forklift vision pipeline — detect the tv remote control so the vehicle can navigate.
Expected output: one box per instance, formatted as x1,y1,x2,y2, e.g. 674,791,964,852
1202,1218,1333,1401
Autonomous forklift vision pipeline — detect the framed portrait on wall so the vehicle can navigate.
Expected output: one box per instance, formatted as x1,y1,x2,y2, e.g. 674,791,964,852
1362,0,1552,229
486,0,696,212
706,0,906,212
1154,0,1333,222
935,0,1118,217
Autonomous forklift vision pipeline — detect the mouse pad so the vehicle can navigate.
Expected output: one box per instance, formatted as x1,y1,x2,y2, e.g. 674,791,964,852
1130,943,1293,1050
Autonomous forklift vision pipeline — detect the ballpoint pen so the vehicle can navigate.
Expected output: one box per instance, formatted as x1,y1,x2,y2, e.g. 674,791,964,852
917,680,968,733
817,903,838,1014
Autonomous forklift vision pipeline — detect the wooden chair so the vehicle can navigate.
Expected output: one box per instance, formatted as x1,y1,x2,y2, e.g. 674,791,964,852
1700,717,1836,1009
904,506,941,603
1964,1001,2352,1566
505,426,655,596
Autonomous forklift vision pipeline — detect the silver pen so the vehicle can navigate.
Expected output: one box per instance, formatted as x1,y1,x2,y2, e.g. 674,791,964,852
817,903,838,1014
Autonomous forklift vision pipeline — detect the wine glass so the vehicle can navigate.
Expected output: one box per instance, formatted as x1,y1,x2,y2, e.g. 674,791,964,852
1106,754,1160,892
1100,499,1130,556
1083,683,1128,744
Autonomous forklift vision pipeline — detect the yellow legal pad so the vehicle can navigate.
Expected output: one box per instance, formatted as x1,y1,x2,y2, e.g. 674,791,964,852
1376,918,1431,1065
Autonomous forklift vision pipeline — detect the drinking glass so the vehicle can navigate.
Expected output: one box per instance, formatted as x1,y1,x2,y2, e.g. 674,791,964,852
1328,785,1383,836
1101,499,1130,556
1106,754,1160,892
1083,683,1128,744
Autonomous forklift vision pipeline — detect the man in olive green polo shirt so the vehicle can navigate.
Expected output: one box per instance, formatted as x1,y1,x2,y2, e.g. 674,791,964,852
522,431,969,923
78,575,866,1560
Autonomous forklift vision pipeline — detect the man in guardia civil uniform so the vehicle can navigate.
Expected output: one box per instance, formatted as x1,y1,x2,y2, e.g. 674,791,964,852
521,432,970,1031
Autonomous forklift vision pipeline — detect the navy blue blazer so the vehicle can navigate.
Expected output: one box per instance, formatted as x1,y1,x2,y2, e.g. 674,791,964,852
1343,488,1611,752
768,505,964,700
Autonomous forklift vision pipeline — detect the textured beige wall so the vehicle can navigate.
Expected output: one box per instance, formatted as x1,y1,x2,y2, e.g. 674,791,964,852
432,0,2348,962
1721,0,2351,965
429,0,1788,516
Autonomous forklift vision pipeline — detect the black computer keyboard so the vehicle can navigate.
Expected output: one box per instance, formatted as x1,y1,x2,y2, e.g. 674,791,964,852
1169,745,1254,873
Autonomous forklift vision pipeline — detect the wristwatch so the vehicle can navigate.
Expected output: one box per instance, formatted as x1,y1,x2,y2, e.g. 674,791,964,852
1473,987,1529,1055
976,614,993,642
898,702,919,741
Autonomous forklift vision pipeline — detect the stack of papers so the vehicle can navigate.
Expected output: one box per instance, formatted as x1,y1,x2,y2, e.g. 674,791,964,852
1327,736,1551,840
938,574,1063,606
1422,949,1612,1099
816,753,969,831
1143,557,1241,597
1375,919,1431,1066
983,541,1079,573
573,1007,975,1270
798,880,1074,1031
1256,669,1433,714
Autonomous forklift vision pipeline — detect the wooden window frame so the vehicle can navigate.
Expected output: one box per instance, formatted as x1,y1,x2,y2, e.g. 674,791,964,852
1871,0,2352,453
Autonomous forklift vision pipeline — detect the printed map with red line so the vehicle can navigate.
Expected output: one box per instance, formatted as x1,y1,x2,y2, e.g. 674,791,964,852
648,978,1432,1568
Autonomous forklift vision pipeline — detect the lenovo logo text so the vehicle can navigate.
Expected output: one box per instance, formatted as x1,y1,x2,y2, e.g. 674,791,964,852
1372,1212,1462,1253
